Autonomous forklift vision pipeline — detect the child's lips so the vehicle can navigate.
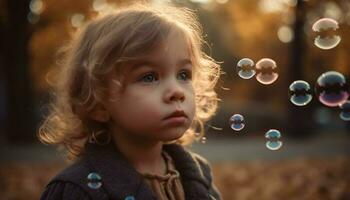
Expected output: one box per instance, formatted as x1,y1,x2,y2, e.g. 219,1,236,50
162,110,188,125
163,110,188,120
162,116,187,126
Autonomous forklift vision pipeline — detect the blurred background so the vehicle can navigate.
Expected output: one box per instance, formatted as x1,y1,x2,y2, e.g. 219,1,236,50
0,0,350,199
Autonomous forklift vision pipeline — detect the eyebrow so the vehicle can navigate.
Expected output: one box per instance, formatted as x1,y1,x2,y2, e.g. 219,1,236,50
128,58,192,72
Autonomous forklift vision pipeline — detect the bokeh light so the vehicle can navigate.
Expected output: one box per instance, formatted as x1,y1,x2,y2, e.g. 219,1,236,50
29,0,44,15
71,14,85,28
277,25,294,43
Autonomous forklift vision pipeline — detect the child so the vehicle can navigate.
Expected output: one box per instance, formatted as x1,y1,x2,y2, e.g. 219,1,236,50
39,2,221,200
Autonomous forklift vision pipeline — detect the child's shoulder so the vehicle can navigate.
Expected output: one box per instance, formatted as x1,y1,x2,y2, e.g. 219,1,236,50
189,151,213,177
40,158,108,200
41,142,154,200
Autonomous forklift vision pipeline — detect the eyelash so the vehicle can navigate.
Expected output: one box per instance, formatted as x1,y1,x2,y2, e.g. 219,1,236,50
138,70,192,83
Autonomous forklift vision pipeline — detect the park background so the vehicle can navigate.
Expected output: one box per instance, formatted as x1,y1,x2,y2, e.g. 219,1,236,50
0,0,350,199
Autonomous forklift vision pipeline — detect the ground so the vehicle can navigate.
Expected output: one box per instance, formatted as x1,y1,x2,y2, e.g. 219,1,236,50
1,157,349,200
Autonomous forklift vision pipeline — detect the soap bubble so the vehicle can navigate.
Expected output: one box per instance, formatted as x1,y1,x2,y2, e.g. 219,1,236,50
87,172,102,189
288,80,313,106
237,58,256,79
229,114,245,131
315,71,349,107
255,58,279,85
265,129,283,150
312,18,341,50
339,101,350,121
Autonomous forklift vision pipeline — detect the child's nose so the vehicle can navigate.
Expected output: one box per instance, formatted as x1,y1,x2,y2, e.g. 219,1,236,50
163,83,185,103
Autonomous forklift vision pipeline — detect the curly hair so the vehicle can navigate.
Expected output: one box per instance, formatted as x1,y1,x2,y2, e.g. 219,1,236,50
38,2,221,161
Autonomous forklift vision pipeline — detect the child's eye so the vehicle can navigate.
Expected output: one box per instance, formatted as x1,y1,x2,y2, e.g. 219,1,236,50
139,72,158,83
177,70,192,81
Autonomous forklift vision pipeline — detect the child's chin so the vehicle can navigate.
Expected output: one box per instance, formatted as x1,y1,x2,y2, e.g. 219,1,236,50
161,132,185,142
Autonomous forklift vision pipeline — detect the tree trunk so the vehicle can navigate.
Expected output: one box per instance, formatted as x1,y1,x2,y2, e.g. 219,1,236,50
1,0,36,143
287,0,314,138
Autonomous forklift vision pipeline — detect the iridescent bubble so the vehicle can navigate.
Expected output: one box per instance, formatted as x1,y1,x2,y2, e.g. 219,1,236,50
229,114,245,131
288,80,313,106
315,71,349,107
87,172,102,189
265,129,283,151
339,101,350,121
255,58,279,85
312,18,341,50
237,58,256,79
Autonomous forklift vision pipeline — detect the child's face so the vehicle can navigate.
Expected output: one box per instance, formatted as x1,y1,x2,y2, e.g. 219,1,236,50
105,30,196,143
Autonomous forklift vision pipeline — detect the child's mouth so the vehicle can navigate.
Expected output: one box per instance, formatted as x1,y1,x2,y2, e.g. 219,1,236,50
162,110,188,126
163,110,187,120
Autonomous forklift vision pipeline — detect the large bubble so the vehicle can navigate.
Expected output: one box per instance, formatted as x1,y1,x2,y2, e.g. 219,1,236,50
288,80,313,106
265,129,283,151
237,58,256,79
312,18,341,50
255,58,279,85
229,114,245,131
315,71,349,107
339,101,350,121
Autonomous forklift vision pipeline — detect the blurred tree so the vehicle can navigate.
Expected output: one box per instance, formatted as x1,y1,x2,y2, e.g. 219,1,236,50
23,0,350,141
286,0,315,138
1,0,36,143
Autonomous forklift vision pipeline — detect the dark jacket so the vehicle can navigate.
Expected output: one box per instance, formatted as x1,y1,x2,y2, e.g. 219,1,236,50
40,142,221,200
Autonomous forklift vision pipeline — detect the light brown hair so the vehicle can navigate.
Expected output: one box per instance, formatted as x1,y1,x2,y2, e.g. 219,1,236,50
38,2,221,161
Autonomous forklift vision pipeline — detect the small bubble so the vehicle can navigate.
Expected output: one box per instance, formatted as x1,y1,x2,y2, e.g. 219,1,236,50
288,80,313,106
339,101,350,121
229,114,245,131
236,58,256,79
255,58,279,85
315,71,349,107
312,18,341,50
265,129,283,150
87,172,102,189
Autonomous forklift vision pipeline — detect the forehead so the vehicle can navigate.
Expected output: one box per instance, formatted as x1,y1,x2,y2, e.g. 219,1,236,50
124,30,193,71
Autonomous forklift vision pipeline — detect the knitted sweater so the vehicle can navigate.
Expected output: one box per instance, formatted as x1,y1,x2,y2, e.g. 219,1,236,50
40,142,221,200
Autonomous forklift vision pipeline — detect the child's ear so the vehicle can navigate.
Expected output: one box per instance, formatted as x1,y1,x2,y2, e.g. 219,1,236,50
89,104,110,122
